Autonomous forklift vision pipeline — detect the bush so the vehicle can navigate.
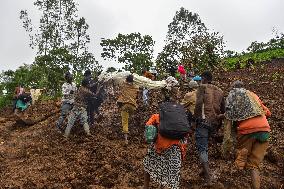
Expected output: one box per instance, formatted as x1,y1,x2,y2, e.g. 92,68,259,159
0,95,13,109
224,48,284,69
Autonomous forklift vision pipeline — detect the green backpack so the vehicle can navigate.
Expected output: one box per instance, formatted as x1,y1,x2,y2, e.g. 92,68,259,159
144,125,158,144
16,99,29,111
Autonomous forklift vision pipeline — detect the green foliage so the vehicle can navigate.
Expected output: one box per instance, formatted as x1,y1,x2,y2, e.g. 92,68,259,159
156,7,225,73
246,33,284,53
224,50,238,58
38,94,60,101
0,65,34,96
19,0,102,95
225,48,284,69
0,95,12,109
224,30,284,70
100,33,155,74
34,48,71,93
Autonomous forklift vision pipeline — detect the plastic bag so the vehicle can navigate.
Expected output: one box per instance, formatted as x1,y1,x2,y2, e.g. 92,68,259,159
144,125,158,144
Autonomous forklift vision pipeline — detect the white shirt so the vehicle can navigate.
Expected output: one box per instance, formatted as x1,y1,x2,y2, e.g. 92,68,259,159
62,82,77,104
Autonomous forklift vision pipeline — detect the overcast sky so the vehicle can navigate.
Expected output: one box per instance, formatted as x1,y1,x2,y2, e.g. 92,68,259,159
0,0,283,72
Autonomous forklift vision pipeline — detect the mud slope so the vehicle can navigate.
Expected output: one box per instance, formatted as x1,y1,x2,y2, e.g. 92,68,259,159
0,59,283,189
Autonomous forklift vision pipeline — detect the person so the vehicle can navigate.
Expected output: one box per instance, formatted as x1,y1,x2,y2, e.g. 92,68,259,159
193,71,225,184
223,81,271,189
187,70,195,80
15,92,32,112
13,84,25,112
168,65,176,78
93,80,106,121
142,68,155,80
64,79,95,138
105,79,115,104
56,72,77,131
142,93,188,189
181,80,199,122
149,67,158,80
82,70,98,127
142,69,154,105
117,74,139,144
177,65,186,81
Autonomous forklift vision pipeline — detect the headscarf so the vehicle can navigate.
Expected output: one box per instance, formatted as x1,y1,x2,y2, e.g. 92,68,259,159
193,75,202,81
225,88,265,121
188,80,198,89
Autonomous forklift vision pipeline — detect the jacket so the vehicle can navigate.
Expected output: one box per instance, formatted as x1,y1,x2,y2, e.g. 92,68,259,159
194,84,225,126
117,82,139,108
146,114,187,159
73,86,94,109
237,92,271,135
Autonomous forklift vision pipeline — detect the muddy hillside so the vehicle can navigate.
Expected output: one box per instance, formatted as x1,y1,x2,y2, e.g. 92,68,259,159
0,59,283,189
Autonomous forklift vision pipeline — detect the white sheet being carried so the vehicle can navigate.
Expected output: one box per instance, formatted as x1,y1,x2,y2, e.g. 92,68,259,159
98,71,173,89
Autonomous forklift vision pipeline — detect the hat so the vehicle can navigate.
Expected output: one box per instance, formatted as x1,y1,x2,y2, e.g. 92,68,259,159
188,80,198,89
193,75,202,81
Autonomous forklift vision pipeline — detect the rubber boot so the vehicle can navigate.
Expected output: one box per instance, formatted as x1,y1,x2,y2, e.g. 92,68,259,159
199,168,205,178
251,169,260,189
202,162,212,185
83,123,91,136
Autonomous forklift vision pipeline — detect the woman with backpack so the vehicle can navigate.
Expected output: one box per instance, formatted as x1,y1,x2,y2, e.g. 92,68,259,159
142,91,190,189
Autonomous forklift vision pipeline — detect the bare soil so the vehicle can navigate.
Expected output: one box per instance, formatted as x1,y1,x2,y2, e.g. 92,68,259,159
0,59,283,189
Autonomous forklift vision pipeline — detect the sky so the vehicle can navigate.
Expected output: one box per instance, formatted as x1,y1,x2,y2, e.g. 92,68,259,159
0,0,283,72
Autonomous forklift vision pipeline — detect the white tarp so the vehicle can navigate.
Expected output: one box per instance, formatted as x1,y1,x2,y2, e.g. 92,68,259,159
98,71,178,90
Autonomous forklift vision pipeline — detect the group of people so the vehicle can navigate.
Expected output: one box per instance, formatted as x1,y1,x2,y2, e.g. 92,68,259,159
56,70,105,138
145,72,269,189
55,68,270,189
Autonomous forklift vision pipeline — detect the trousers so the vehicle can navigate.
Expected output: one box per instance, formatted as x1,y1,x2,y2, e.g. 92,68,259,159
121,103,136,133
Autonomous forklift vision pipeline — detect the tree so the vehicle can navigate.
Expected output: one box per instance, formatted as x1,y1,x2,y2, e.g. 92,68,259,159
246,41,266,53
224,50,238,58
156,7,225,72
20,0,101,93
100,33,155,74
247,31,284,53
0,65,34,97
34,48,72,93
